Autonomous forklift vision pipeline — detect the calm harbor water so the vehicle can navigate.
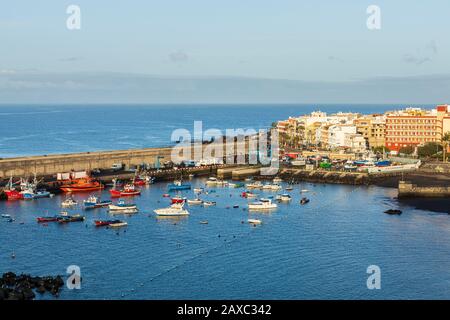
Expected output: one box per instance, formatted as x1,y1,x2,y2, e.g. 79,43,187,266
1,104,449,299
1,178,450,299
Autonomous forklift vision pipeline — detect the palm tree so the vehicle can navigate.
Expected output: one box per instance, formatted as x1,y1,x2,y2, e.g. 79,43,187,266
442,132,450,162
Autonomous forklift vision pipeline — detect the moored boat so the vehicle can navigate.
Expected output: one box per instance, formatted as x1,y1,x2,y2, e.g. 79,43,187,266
276,194,292,202
168,180,191,191
58,214,85,223
203,201,216,207
187,198,203,205
248,198,277,210
205,177,218,186
4,177,23,200
94,219,123,227
241,191,257,198
61,197,77,208
36,216,59,223
83,196,112,210
154,203,189,216
108,200,138,212
246,181,263,189
171,196,187,204
248,219,262,225
60,177,104,192
109,221,128,228
110,183,141,198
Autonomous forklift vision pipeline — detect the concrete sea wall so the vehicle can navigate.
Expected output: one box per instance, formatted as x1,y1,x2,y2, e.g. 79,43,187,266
0,141,250,179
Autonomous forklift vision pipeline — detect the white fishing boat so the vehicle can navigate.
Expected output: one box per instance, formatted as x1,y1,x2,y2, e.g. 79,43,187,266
248,219,262,225
273,177,283,183
108,200,138,212
300,189,310,193
61,197,77,208
262,184,273,190
248,198,277,210
203,201,216,207
154,203,189,216
246,181,263,189
270,184,282,191
206,177,218,186
187,198,203,205
215,180,228,187
109,221,128,228
276,194,292,202
193,188,204,194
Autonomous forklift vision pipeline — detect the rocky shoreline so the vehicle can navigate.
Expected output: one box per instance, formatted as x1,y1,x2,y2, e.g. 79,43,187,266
0,272,65,300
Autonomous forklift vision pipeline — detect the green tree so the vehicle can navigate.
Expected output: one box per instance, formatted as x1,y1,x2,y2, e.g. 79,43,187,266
399,145,414,155
372,146,390,154
417,142,442,158
442,132,450,162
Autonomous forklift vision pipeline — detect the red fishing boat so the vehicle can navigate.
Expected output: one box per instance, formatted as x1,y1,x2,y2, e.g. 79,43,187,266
133,177,146,186
36,216,59,223
4,177,23,200
171,195,186,204
109,183,141,198
60,177,104,193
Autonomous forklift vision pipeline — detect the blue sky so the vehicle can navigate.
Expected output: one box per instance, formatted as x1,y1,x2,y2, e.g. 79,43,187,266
1,1,450,103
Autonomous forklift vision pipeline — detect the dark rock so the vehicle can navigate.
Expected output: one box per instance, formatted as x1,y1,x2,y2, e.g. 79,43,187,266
22,288,36,300
36,286,46,294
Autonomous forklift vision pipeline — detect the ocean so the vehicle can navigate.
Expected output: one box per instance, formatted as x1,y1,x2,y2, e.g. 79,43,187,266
0,104,429,158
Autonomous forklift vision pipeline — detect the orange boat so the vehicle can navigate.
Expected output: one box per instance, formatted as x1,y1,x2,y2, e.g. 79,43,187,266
60,177,104,193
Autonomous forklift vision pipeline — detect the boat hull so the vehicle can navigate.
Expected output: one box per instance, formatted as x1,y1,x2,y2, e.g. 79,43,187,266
109,189,141,198
60,186,104,192
4,190,23,200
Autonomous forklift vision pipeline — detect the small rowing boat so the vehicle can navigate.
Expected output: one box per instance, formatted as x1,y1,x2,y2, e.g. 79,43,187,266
109,221,128,228
94,219,123,227
58,214,85,223
187,198,203,205
248,219,262,225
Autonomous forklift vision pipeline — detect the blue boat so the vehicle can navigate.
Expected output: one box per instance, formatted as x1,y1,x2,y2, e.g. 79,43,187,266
168,180,191,191
376,160,391,167
22,190,51,200
83,196,112,210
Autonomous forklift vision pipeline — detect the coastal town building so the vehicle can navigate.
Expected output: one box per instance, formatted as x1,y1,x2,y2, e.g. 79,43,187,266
354,115,386,149
276,105,449,155
385,106,449,152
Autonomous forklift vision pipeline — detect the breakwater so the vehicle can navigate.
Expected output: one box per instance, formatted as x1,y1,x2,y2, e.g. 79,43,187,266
398,180,450,198
275,168,409,185
0,141,250,179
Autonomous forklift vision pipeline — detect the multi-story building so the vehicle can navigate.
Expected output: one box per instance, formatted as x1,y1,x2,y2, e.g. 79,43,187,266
385,106,449,152
328,124,366,152
354,115,386,149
